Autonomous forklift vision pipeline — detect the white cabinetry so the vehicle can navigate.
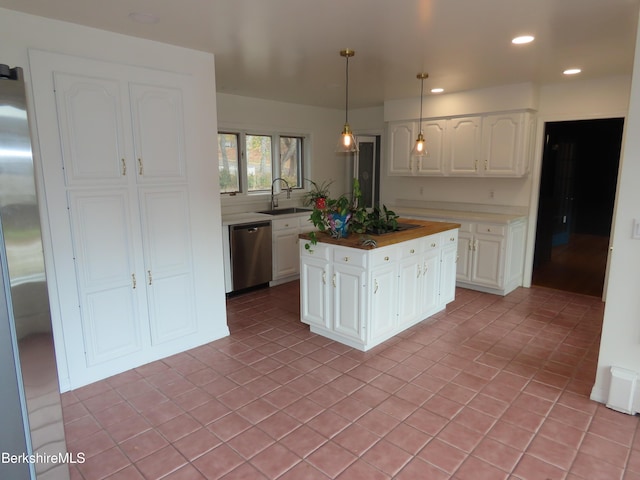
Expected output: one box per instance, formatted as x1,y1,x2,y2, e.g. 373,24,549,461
271,213,313,285
300,228,458,351
426,216,526,296
388,119,447,176
387,121,416,175
30,51,226,388
447,116,482,175
387,111,534,177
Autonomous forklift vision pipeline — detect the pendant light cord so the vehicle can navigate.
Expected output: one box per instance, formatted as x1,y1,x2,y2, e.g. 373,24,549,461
345,54,350,125
419,75,424,132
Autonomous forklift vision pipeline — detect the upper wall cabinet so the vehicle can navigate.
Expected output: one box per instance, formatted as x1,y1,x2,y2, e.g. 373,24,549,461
387,111,535,178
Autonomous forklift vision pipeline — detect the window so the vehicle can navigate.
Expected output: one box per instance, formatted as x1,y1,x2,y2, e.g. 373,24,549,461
280,136,303,189
218,132,240,193
218,131,305,194
246,134,272,192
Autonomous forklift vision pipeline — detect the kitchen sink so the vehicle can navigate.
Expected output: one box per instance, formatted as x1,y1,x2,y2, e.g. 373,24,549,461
258,207,312,215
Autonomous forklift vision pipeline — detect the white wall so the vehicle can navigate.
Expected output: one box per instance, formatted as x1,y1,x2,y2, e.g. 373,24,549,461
0,8,227,389
216,95,385,214
380,78,630,212
217,93,348,213
591,13,640,408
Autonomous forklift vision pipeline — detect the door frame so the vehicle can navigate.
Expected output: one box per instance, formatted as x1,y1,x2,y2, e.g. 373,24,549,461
523,112,627,301
352,134,381,209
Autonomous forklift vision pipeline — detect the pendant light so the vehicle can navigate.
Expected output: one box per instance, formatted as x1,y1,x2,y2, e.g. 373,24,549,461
336,49,358,153
411,72,429,159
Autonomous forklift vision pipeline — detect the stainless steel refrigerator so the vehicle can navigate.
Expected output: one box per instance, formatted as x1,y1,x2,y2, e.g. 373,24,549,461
0,64,69,480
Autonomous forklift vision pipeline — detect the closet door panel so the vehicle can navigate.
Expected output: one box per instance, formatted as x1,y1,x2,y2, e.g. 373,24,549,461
67,190,143,365
53,73,128,186
129,84,186,182
139,187,196,344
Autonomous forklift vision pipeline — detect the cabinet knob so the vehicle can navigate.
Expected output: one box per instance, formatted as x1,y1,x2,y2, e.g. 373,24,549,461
384,256,389,261
344,257,349,262
431,243,437,248
410,249,415,254
450,237,455,242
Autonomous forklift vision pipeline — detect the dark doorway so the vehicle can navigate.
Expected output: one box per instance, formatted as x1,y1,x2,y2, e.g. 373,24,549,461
532,118,623,297
354,135,381,209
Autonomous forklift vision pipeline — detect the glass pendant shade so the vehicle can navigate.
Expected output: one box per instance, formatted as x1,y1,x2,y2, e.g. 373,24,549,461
336,49,358,153
411,72,429,160
411,131,427,158
337,123,358,153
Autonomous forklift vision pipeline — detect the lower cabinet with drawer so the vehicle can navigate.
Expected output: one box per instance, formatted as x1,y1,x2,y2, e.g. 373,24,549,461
299,228,458,351
426,216,526,295
271,213,314,285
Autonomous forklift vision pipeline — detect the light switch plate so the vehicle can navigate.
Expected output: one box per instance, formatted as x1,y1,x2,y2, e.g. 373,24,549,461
633,219,640,239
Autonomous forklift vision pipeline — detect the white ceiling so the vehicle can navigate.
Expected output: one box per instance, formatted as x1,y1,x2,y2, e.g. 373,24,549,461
2,0,639,109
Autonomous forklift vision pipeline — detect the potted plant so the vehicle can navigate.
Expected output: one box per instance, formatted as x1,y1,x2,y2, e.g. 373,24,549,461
302,179,333,209
306,179,363,246
365,205,399,234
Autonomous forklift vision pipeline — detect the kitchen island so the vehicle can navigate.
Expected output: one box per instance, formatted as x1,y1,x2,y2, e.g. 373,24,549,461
299,219,459,351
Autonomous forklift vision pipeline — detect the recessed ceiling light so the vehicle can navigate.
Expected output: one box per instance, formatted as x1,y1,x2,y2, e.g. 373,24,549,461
563,68,582,75
512,35,534,45
128,12,160,24
430,88,444,94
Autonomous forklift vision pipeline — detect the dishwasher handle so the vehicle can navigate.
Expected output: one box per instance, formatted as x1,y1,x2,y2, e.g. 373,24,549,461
231,221,271,232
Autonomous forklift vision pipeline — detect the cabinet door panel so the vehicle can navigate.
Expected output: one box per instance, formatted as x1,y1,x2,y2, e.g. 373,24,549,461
419,119,446,175
130,84,186,182
448,116,481,175
440,245,457,305
398,259,421,325
54,73,127,185
370,264,397,340
388,122,415,175
421,250,441,315
472,234,504,287
333,265,364,341
68,190,142,365
456,232,473,282
274,229,300,279
84,288,142,365
146,272,195,344
139,187,196,344
300,259,329,328
482,113,522,175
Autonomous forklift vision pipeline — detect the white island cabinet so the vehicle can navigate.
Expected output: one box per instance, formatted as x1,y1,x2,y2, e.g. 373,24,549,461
299,220,459,351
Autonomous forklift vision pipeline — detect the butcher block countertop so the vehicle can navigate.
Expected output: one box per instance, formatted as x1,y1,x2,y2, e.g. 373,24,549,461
299,218,460,250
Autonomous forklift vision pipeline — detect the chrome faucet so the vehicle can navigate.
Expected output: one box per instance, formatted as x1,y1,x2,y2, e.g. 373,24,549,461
271,177,292,210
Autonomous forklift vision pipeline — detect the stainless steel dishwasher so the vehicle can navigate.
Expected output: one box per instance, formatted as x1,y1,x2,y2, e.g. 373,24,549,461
230,221,272,291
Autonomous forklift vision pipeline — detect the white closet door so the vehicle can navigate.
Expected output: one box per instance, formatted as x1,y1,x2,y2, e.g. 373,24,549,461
138,186,196,344
53,73,128,186
67,190,143,366
129,84,186,183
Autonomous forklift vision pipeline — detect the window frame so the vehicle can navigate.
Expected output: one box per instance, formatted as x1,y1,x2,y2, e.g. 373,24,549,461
218,128,309,197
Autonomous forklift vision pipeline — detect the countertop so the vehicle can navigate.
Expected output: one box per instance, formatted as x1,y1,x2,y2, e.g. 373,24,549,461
391,206,526,224
298,218,460,250
221,210,310,226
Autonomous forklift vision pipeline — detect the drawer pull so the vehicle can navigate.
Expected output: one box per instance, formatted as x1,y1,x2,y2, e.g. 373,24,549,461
431,243,437,248
384,256,389,261
344,256,349,262
410,249,415,254
450,237,455,242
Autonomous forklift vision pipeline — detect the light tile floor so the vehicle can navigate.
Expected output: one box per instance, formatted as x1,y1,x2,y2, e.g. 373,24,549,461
63,282,640,479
